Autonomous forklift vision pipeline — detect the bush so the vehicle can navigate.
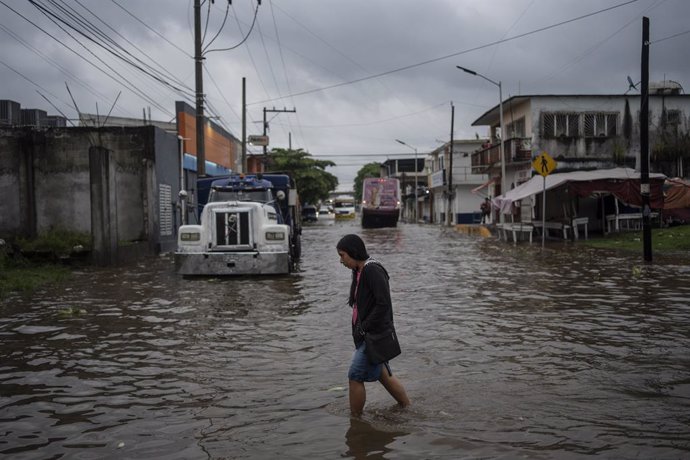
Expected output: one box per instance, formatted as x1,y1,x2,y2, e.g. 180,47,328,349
16,228,91,256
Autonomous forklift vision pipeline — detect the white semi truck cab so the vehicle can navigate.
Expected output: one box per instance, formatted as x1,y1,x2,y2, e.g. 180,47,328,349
175,176,294,275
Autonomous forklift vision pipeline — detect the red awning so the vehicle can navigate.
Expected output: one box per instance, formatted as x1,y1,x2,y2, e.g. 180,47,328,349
471,177,497,194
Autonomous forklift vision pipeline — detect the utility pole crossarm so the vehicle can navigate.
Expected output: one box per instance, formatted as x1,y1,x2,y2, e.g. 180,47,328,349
262,107,297,158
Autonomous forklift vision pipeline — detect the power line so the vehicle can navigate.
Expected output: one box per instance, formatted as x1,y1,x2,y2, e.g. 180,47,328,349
1,0,165,115
73,0,195,94
651,28,690,44
110,0,191,58
0,22,112,105
268,0,306,151
539,0,665,83
205,0,260,53
32,0,195,98
7,0,173,115
248,0,639,105
0,59,74,112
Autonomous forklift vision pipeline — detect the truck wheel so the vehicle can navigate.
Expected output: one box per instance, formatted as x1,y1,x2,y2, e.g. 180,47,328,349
288,253,296,273
292,235,302,260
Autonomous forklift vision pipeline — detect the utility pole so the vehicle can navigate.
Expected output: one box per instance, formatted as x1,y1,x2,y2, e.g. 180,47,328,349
194,0,205,177
447,102,454,226
262,106,297,159
242,77,247,173
640,16,652,262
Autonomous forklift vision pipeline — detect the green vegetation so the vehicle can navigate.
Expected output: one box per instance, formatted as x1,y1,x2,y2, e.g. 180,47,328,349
0,255,71,299
16,228,91,255
0,228,90,299
267,148,339,205
580,224,690,252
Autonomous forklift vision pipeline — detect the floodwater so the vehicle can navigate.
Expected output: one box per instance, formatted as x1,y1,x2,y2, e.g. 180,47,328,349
2,221,690,459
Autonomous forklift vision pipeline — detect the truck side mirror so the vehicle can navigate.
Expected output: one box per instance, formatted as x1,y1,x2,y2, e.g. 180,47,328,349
276,190,286,201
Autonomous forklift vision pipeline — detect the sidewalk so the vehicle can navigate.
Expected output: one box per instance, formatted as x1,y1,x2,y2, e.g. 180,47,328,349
454,223,493,238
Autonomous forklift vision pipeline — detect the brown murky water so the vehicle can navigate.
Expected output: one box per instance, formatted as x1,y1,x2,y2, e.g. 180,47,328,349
2,221,690,459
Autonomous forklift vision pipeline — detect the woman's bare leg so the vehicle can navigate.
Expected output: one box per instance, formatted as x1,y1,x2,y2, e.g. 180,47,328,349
379,367,410,407
349,380,366,416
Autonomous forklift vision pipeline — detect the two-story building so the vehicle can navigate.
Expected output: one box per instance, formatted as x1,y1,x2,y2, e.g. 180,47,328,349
469,81,690,227
381,157,426,222
427,139,489,224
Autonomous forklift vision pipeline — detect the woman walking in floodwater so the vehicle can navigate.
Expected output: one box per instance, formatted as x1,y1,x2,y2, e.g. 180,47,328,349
336,234,410,416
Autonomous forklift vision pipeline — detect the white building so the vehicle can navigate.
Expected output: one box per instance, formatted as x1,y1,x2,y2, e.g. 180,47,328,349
427,139,489,224
469,81,690,200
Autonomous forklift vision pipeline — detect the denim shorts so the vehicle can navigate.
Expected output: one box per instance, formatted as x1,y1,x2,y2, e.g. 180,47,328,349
348,341,392,382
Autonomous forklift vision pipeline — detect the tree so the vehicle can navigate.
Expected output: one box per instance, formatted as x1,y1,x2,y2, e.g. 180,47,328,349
267,148,338,205
353,162,382,202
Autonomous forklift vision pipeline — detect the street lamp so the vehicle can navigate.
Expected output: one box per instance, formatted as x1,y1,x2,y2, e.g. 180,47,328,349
395,139,418,223
456,65,506,223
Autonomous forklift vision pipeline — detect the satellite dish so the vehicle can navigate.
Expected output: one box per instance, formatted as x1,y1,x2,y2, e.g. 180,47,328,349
627,76,639,90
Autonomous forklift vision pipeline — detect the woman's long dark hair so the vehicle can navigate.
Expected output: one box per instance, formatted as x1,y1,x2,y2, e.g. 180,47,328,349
337,234,369,306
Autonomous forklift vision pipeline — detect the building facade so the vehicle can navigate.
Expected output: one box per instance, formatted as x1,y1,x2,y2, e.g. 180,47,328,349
0,125,181,264
428,139,489,224
381,157,426,222
470,83,690,201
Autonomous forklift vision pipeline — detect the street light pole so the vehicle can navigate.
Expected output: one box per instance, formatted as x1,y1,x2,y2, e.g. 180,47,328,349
456,66,506,224
395,139,418,223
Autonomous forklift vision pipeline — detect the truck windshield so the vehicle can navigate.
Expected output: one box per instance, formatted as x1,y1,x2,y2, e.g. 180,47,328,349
209,189,273,203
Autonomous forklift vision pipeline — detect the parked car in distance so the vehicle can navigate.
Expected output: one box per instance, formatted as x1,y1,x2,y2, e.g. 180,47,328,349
333,197,356,220
302,205,318,222
318,206,335,221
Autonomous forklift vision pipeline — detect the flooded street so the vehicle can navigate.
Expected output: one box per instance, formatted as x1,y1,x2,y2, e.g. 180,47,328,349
2,222,690,459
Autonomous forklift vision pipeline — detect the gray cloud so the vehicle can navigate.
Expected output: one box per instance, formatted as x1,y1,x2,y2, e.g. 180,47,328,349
1,0,688,189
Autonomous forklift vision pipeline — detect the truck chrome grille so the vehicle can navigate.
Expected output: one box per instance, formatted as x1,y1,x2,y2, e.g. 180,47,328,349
213,209,252,249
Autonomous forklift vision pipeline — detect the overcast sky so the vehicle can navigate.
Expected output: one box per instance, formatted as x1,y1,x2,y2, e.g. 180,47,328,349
1,0,688,190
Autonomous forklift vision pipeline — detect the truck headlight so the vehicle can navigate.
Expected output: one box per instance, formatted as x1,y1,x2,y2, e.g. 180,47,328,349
265,231,285,240
180,232,201,241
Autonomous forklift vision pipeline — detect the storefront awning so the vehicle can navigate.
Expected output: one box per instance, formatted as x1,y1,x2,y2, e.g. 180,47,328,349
471,177,497,194
493,168,666,214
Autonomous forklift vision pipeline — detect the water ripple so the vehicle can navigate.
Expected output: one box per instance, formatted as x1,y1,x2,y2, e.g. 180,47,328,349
1,222,689,458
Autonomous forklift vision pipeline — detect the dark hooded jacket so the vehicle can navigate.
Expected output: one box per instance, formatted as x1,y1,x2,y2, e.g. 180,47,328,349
349,260,394,347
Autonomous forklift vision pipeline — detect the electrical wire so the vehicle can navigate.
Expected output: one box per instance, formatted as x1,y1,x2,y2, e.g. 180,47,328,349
110,0,191,58
33,0,195,98
268,0,305,151
2,0,172,116
72,0,195,94
0,22,112,105
205,0,260,53
0,59,74,114
248,0,640,105
651,29,690,44
28,0,173,115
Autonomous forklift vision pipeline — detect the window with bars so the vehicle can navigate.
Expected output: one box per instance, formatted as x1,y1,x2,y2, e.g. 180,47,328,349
584,113,617,137
542,113,580,138
664,109,681,125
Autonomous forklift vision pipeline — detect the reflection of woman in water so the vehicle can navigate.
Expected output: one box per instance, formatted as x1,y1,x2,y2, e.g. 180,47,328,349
336,234,410,417
345,417,406,459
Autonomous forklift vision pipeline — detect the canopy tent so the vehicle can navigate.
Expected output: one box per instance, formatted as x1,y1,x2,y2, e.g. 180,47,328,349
663,178,690,221
493,168,667,214
471,177,497,197
664,178,690,209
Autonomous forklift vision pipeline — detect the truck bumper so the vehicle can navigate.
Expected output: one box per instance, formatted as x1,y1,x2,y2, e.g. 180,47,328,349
174,251,290,275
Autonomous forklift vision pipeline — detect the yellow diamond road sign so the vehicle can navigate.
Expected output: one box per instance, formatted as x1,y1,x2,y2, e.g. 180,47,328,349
533,151,557,177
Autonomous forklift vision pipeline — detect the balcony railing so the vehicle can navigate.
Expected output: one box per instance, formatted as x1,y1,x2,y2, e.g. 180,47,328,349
471,137,532,174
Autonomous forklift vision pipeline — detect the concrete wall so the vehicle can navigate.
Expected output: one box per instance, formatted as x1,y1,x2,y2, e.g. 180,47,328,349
0,126,180,263
0,132,23,234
